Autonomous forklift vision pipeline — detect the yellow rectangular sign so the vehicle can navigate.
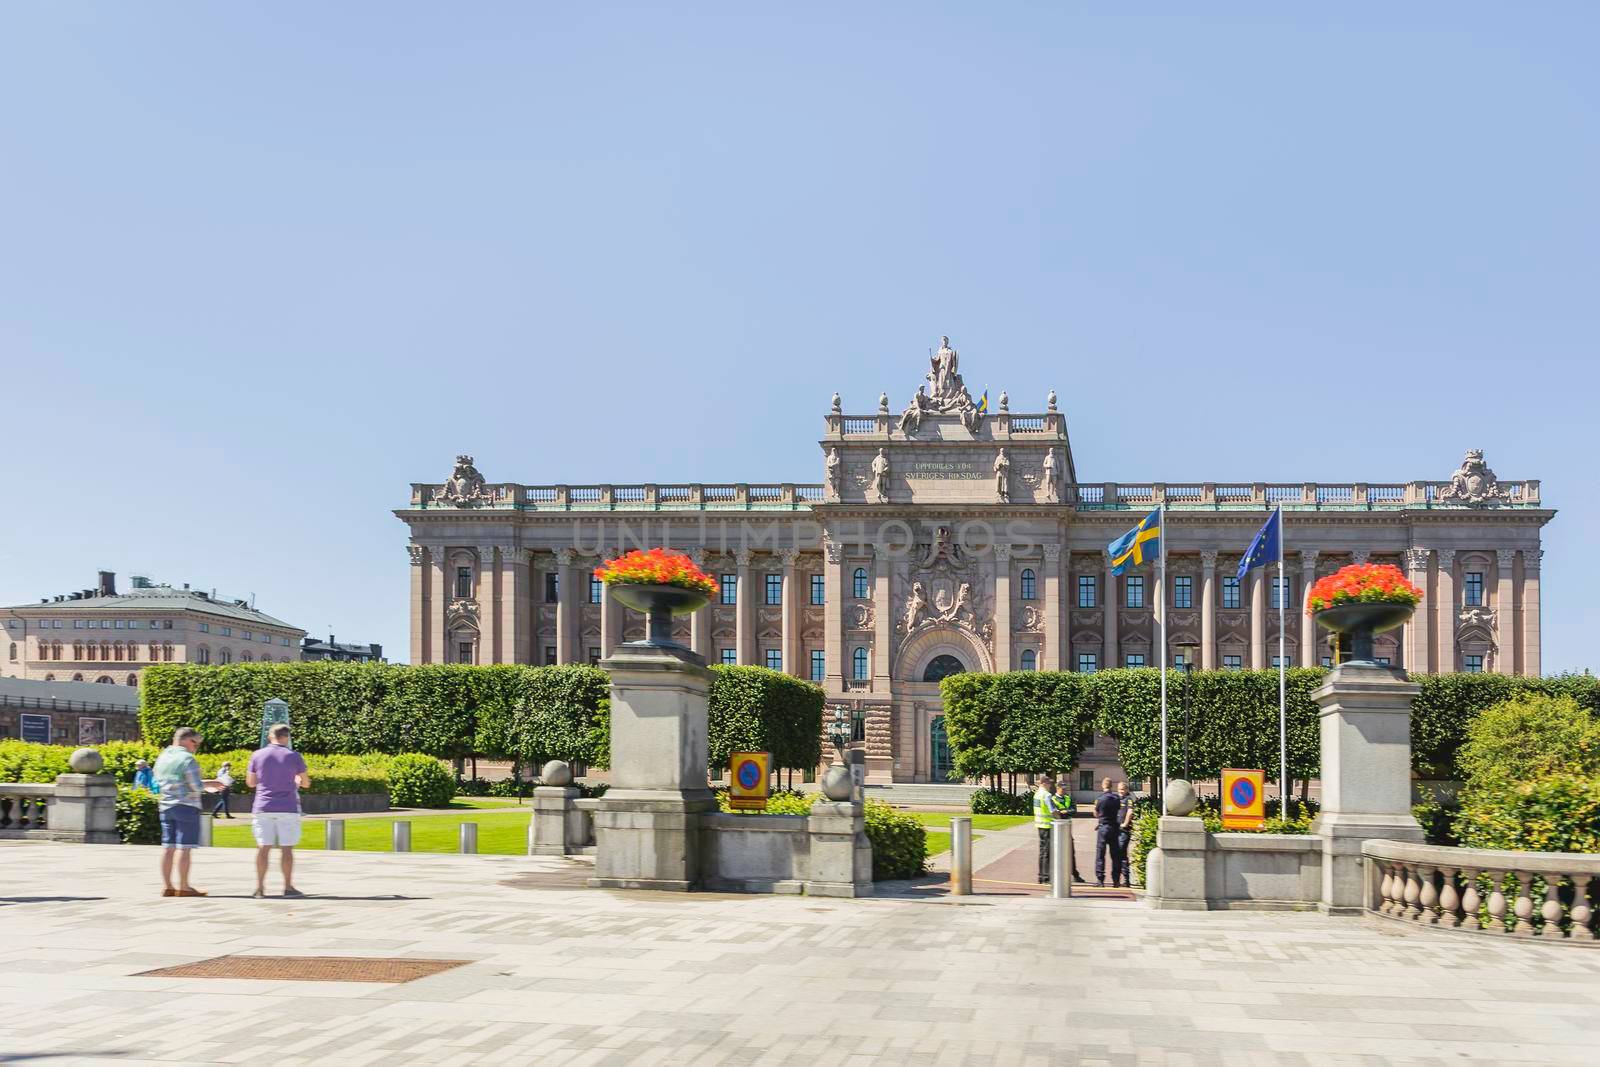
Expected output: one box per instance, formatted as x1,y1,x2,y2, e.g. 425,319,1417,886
1221,768,1266,830
728,751,772,810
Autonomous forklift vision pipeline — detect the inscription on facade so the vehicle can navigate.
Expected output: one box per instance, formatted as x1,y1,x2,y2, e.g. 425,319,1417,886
907,461,986,480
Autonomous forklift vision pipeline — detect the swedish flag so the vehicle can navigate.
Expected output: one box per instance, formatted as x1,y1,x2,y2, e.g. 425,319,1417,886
975,389,988,414
1107,508,1162,576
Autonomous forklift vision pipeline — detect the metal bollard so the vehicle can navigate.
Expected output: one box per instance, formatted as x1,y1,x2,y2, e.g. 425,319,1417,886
199,814,213,848
325,819,345,851
392,820,411,852
459,822,478,854
950,816,973,896
1050,819,1071,899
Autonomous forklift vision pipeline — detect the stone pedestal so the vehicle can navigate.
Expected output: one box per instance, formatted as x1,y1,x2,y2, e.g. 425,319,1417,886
590,644,716,891
49,774,119,844
1145,816,1208,910
804,800,874,897
1310,662,1425,915
530,785,580,856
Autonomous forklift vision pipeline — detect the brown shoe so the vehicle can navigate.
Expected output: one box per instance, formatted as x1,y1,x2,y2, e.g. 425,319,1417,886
162,887,177,897
176,887,208,897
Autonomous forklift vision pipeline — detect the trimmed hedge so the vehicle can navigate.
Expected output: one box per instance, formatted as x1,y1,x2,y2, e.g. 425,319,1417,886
0,741,389,796
707,666,824,773
941,668,1600,786
116,787,161,844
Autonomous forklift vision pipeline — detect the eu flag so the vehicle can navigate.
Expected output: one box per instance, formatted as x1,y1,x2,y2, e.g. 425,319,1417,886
1107,508,1162,576
1236,509,1281,581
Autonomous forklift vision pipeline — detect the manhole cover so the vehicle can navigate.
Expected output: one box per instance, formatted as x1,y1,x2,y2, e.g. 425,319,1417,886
135,955,470,983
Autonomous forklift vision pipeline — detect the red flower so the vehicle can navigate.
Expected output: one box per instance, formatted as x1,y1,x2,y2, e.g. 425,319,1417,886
1306,563,1423,615
593,548,719,598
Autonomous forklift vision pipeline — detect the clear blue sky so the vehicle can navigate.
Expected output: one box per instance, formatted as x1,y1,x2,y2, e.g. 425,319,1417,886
2,4,1593,671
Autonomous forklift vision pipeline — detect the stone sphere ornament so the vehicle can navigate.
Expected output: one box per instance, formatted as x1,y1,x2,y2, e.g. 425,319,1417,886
69,748,104,774
540,760,573,787
1164,778,1198,816
821,764,854,802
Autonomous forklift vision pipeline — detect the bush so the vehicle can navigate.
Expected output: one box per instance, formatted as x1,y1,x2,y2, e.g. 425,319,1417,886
1455,775,1600,854
386,754,457,808
1410,673,1600,779
715,788,819,815
455,777,492,797
706,666,824,773
1413,799,1459,846
1455,694,1600,788
970,788,1032,815
0,741,387,796
864,799,926,880
487,778,531,798
116,787,161,844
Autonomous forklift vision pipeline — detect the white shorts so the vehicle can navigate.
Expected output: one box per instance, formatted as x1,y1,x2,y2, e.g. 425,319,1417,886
252,812,303,848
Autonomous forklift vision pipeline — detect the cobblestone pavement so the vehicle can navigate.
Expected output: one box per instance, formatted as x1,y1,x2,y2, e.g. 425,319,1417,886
3,840,1599,1066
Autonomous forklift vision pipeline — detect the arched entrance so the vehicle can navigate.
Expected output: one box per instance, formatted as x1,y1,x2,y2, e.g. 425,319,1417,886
893,625,989,782
923,654,966,682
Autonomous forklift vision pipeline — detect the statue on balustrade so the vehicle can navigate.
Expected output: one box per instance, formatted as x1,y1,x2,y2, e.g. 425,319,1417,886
869,448,891,503
432,454,492,508
1439,448,1508,506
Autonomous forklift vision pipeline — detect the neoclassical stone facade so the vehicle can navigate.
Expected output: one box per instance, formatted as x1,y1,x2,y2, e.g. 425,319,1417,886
396,340,1553,784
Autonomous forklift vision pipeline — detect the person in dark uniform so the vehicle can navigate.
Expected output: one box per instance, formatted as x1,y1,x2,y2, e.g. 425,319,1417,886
1116,780,1135,887
1093,777,1124,887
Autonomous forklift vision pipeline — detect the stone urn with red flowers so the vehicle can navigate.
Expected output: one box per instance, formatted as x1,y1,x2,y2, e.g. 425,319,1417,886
1307,563,1424,665
593,548,718,653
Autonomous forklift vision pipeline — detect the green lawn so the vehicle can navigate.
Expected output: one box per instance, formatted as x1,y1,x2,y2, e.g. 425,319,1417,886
211,810,529,856
447,796,527,810
924,831,951,857
908,813,1032,831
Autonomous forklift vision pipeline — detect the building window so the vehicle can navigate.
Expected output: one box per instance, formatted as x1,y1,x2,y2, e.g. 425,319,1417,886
720,574,737,605
1173,651,1189,668
720,648,737,666
196,647,210,665
6,642,13,661
1173,576,1193,609
221,627,232,637
809,574,825,605
1077,653,1097,673
241,651,253,662
588,648,601,665
1271,577,1291,610
96,676,113,684
73,642,83,659
590,575,603,604
851,708,866,743
1375,657,1391,667
1019,649,1036,671
1121,653,1143,668
455,567,473,599
764,649,782,671
1464,572,1484,607
545,572,559,603
1125,576,1144,609
1223,654,1243,670
1222,577,1241,609
198,623,210,633
1077,575,1096,608
852,568,869,599
1020,569,1036,601
73,620,84,629
544,646,557,665
1463,654,1484,673
852,647,869,681
457,642,473,664
240,629,251,640
764,574,782,606
1272,655,1292,667
1078,769,1094,792
220,650,232,665
810,649,826,682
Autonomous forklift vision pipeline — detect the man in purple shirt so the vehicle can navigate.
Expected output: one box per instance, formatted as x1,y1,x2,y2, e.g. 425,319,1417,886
247,723,310,899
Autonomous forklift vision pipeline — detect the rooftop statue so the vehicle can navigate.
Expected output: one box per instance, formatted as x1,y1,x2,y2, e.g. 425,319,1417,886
1438,449,1508,506
901,335,983,435
432,454,492,508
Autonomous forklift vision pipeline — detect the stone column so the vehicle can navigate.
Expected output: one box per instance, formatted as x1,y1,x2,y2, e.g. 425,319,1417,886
477,546,499,663
409,544,426,665
600,582,623,660
1101,550,1118,671
503,548,530,664
1403,547,1431,673
686,548,710,658
1043,544,1062,671
1434,549,1456,672
1522,549,1542,677
429,545,449,664
590,644,716,891
1249,568,1266,669
1199,550,1217,670
824,536,847,690
555,548,578,664
1310,664,1425,913
1496,549,1517,675
1299,550,1319,667
872,550,893,686
781,548,801,677
735,548,755,665
993,544,1013,671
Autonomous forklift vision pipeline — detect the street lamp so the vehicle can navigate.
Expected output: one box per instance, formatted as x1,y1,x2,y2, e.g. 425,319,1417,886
827,705,851,764
1173,642,1200,780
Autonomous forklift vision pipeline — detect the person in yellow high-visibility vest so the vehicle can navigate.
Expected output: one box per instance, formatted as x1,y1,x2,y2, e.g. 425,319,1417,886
1033,774,1057,884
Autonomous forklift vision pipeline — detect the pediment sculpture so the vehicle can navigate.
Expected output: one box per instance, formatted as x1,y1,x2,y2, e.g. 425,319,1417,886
898,335,984,435
446,598,480,631
433,454,492,508
1438,449,1508,506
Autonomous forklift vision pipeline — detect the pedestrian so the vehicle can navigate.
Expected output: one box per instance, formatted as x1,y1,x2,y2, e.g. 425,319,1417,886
1053,778,1084,882
153,727,206,897
1032,774,1057,884
132,758,156,794
1093,776,1124,888
1116,780,1135,887
209,761,235,819
247,723,310,899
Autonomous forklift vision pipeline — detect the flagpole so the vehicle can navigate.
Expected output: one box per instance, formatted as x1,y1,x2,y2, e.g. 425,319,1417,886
1277,504,1288,818
1160,504,1169,804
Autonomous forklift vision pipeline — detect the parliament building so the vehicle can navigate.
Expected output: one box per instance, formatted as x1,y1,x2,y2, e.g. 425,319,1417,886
395,338,1553,785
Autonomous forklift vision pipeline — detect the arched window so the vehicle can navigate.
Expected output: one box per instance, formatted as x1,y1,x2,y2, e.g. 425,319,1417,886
852,568,869,599
52,641,62,660
73,642,83,660
1020,649,1037,671
71,673,83,681
126,674,137,686
241,650,253,662
851,646,869,681
196,646,210,665
96,675,112,684
113,643,124,661
1020,569,1036,600
163,643,173,661
922,654,966,682
86,644,97,661
43,673,55,681
101,642,110,661
220,649,232,665
7,642,16,661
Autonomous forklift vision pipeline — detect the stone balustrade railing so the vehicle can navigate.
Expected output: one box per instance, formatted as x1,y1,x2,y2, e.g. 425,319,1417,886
1364,840,1598,942
409,478,1542,511
0,783,55,834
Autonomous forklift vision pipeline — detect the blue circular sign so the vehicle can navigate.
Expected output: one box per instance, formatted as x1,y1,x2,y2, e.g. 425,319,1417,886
1230,778,1257,808
736,759,762,790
